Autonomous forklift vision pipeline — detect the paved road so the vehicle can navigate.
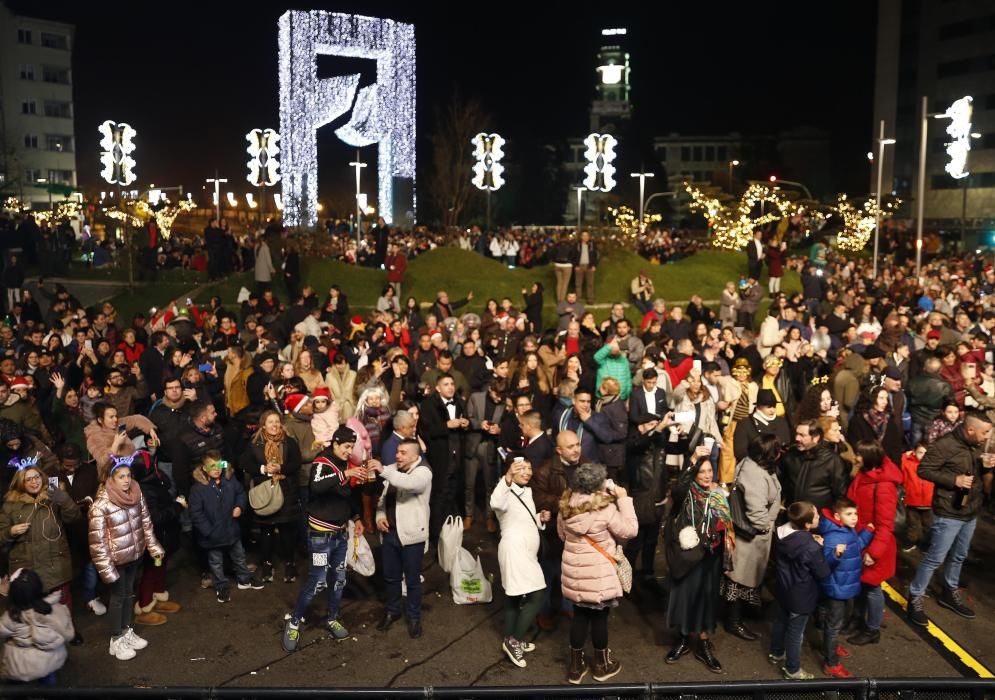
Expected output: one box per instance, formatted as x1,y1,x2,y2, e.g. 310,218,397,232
60,511,995,689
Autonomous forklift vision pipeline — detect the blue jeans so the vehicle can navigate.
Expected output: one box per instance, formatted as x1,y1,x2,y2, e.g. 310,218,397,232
382,530,423,621
291,529,349,624
909,516,977,598
862,584,884,631
770,606,809,674
81,561,98,603
207,540,252,591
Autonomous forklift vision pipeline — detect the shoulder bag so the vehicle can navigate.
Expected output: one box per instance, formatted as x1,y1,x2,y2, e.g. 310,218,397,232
584,533,632,594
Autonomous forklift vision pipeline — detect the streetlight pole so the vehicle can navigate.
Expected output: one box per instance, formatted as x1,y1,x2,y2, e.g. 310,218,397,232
873,120,897,279
574,186,585,232
915,95,928,278
728,160,739,193
349,149,367,246
630,172,655,232
205,171,227,223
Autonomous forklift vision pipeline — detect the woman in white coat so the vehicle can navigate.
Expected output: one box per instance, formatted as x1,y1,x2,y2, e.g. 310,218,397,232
490,455,549,669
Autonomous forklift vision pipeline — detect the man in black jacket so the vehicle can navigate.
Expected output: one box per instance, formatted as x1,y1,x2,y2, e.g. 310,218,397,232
171,401,224,497
419,373,470,540
571,230,599,304
283,426,370,652
778,419,849,511
140,332,171,400
908,411,994,626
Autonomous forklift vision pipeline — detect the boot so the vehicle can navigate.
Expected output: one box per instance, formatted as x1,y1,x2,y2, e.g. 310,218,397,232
152,592,180,614
847,629,881,646
133,601,167,626
567,647,588,685
724,600,759,641
694,637,723,674
590,648,621,682
665,635,691,664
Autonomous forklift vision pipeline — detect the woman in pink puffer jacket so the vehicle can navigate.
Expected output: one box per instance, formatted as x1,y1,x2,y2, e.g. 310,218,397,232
557,462,637,685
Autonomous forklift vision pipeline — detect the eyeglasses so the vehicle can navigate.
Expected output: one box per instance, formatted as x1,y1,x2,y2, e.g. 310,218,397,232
24,474,42,482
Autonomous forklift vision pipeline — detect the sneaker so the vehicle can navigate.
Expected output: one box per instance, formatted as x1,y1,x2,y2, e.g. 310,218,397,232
217,587,231,604
237,577,265,590
121,627,148,651
907,595,929,627
768,653,786,665
783,667,815,680
502,637,527,668
260,563,275,583
823,662,853,678
520,641,536,653
326,619,349,640
284,573,297,584
835,645,850,659
937,586,976,619
88,598,107,616
282,619,300,653
200,572,213,589
109,635,136,660
901,544,918,553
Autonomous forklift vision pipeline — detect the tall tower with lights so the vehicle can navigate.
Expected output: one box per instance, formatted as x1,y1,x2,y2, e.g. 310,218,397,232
590,27,631,133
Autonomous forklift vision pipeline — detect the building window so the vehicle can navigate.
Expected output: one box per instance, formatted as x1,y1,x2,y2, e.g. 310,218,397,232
17,29,32,44
717,146,727,161
46,135,73,152
18,64,34,80
43,101,72,119
24,134,38,149
693,146,703,162
27,169,43,184
41,66,70,85
40,32,69,50
47,169,74,185
21,101,36,115
680,146,691,162
705,146,715,161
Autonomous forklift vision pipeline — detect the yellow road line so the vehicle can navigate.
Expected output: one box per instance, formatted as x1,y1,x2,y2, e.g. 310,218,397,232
882,581,994,678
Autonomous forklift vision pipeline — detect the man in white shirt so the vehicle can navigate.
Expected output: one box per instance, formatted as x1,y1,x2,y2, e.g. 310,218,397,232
374,439,432,639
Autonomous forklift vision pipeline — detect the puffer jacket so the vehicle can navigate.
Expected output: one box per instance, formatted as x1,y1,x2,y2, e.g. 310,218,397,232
848,458,902,586
919,427,988,520
815,509,873,600
189,466,247,550
0,490,80,592
0,594,74,682
557,489,638,605
901,450,934,508
88,484,164,583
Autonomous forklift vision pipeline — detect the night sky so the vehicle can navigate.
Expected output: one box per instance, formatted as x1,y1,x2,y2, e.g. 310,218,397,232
13,1,877,220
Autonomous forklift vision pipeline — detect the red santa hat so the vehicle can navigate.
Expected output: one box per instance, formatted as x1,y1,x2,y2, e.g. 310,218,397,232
312,387,331,400
283,393,310,415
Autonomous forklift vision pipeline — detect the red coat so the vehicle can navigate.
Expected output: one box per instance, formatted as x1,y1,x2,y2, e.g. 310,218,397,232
847,458,902,586
385,253,407,283
900,450,934,508
766,245,785,278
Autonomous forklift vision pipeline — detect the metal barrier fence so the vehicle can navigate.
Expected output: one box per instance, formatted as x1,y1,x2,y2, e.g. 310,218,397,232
3,679,995,700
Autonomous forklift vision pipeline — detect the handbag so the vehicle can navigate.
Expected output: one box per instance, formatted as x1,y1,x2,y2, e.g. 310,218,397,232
584,535,632,594
248,477,284,517
728,462,759,541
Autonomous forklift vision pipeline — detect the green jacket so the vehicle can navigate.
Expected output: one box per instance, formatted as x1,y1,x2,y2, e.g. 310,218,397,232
593,344,632,400
0,489,81,591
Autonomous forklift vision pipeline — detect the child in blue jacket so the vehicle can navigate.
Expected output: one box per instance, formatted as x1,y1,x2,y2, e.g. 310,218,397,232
815,497,874,678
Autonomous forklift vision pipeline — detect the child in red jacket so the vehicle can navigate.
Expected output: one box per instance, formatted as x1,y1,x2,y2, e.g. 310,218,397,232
900,444,933,553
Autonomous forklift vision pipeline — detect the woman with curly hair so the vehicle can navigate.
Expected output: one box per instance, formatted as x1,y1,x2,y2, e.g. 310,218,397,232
795,381,839,425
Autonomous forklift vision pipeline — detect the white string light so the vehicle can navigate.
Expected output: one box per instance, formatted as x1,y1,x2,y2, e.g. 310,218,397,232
226,192,238,208
583,133,617,192
246,129,281,186
471,132,505,191
98,120,137,186
278,10,416,227
941,96,974,180
274,193,284,210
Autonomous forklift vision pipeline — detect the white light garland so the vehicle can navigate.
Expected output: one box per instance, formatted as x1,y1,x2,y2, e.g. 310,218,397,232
471,132,505,191
246,129,281,187
942,96,973,180
278,10,416,227
98,120,137,186
583,133,617,192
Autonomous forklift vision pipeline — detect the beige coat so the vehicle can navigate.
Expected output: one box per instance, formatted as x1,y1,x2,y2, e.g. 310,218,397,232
0,595,74,682
325,367,357,419
88,485,164,583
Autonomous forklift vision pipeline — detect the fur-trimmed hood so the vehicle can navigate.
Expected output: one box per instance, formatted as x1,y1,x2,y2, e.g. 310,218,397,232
3,489,49,506
558,489,617,522
192,464,234,486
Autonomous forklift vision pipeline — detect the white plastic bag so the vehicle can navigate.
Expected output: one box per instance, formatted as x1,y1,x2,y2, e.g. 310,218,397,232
346,521,376,576
438,515,463,573
450,547,493,605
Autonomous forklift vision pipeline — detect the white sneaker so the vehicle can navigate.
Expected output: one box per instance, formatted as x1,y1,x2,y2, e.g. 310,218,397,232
121,627,148,650
88,598,107,616
109,635,136,660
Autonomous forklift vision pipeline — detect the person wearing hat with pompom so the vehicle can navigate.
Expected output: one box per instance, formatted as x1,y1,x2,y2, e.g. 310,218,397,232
282,426,375,652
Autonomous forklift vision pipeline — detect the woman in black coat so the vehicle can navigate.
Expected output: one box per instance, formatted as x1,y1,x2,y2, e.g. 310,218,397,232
522,282,544,334
132,450,183,619
239,409,302,583
846,386,903,467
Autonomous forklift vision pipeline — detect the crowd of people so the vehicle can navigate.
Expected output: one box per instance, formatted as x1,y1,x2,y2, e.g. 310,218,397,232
0,220,991,687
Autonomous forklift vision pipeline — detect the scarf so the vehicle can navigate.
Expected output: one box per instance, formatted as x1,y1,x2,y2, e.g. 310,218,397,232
104,478,142,508
684,481,735,555
262,429,285,467
362,405,389,450
558,406,584,445
752,410,773,427
864,408,890,440
596,394,618,413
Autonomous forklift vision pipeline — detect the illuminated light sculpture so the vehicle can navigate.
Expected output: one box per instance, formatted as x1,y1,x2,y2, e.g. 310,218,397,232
583,133,617,192
835,194,901,252
471,133,505,191
246,129,281,186
941,96,973,180
227,192,238,208
597,64,623,85
278,10,416,227
246,193,257,209
98,120,137,186
274,193,284,210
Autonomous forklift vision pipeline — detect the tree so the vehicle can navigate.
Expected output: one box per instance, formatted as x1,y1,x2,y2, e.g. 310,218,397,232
427,92,491,230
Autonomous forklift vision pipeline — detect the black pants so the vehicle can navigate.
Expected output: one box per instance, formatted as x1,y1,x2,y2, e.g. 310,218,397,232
624,521,661,574
108,559,142,637
259,523,298,572
570,606,610,650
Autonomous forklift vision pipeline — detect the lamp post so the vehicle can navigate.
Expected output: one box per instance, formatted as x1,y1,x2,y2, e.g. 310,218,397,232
728,160,739,193
574,186,585,232
205,172,227,223
349,149,367,245
630,172,655,233
873,120,896,279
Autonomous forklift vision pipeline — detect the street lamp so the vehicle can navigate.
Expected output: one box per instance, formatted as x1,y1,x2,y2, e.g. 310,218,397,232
630,172,655,232
205,172,227,223
728,160,739,192
349,149,367,244
574,186,586,232
873,120,897,279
